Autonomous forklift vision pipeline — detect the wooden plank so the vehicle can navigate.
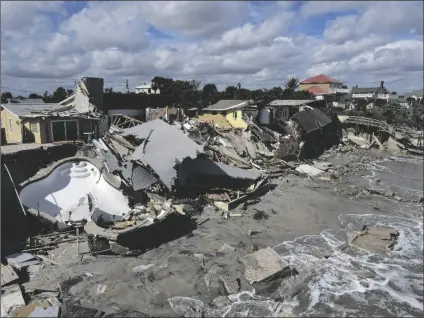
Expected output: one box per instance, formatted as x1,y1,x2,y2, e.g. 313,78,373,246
1,264,19,287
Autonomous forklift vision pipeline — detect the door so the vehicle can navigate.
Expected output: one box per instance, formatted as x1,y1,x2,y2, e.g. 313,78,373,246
52,121,66,141
65,121,78,140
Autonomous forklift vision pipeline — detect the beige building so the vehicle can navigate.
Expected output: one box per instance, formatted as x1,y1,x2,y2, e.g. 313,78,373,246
1,100,99,144
299,74,349,99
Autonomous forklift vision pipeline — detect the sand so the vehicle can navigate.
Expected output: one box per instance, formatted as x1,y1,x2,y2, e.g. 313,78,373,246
20,149,423,316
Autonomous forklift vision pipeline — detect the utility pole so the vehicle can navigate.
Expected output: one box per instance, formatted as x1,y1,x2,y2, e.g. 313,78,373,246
126,79,129,94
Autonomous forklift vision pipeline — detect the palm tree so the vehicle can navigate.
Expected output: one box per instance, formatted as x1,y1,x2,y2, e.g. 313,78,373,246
284,77,300,91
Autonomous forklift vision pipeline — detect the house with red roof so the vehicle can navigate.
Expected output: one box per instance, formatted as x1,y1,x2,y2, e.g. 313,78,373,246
299,74,349,100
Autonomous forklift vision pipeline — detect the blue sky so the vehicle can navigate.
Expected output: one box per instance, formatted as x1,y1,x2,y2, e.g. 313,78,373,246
1,1,423,95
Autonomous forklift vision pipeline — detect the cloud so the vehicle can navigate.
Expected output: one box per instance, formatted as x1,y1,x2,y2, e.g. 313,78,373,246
1,1,423,95
300,1,373,18
204,12,295,55
324,1,423,43
141,1,249,38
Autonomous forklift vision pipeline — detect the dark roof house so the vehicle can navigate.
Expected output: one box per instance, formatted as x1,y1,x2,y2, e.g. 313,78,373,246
351,81,389,96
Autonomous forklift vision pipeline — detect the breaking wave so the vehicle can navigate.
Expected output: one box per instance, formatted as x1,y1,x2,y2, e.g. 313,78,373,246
169,156,424,317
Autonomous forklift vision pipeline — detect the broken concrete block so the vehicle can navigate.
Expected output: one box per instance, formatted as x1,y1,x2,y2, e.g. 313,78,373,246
109,241,131,256
1,264,19,287
210,296,231,309
132,264,155,276
271,272,314,301
218,274,240,295
218,243,236,254
1,284,26,316
295,164,323,177
204,265,222,288
350,226,399,254
6,253,40,270
240,247,294,284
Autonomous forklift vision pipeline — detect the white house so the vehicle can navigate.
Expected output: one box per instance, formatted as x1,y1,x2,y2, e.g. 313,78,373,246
135,83,160,95
351,81,390,101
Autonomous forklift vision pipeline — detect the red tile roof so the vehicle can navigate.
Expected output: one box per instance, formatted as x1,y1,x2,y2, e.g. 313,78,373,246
300,74,341,84
305,86,328,95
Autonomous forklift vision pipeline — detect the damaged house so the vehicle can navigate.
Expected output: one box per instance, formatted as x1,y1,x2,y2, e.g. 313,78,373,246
1,77,106,144
261,99,320,124
200,100,250,129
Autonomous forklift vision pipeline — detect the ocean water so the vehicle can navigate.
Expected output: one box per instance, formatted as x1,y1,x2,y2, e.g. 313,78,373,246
169,156,424,317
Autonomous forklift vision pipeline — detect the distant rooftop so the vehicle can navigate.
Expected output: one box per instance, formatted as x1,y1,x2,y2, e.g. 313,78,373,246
268,100,317,107
204,100,249,111
300,74,341,84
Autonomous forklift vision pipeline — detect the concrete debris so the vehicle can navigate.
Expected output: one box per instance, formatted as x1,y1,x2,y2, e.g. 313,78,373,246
349,225,399,254
295,164,324,177
132,264,155,276
240,247,295,285
218,243,236,253
1,264,19,287
5,253,40,271
1,284,26,317
4,96,421,317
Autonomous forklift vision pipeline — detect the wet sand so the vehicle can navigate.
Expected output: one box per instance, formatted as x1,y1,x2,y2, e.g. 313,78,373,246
22,150,423,316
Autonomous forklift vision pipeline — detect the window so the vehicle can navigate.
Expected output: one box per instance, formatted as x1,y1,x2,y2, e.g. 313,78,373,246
51,120,78,142
30,122,38,133
148,89,151,94
233,111,238,119
8,118,12,134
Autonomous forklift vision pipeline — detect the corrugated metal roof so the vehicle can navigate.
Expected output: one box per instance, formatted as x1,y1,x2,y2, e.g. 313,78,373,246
268,100,316,107
121,119,204,190
291,109,332,134
204,100,248,111
127,164,158,191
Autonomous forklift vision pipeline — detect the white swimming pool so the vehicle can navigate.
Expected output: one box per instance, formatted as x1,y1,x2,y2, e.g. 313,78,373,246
19,160,131,229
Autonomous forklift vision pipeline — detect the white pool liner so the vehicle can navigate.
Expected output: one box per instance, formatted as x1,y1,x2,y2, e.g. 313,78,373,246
20,160,131,229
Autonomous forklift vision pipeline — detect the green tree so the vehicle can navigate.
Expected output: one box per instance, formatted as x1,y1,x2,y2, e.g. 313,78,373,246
28,93,43,99
151,76,174,94
51,87,68,102
284,77,300,92
1,92,13,103
223,86,237,99
202,83,219,106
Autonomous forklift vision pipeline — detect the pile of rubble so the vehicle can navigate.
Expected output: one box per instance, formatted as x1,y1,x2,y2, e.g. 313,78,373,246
14,109,345,258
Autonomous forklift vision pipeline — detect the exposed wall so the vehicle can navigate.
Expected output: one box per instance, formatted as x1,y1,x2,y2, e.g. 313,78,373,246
299,83,331,93
1,107,22,143
225,109,248,129
22,119,43,144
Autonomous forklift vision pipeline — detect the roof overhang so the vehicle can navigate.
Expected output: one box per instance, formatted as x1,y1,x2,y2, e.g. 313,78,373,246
205,101,249,112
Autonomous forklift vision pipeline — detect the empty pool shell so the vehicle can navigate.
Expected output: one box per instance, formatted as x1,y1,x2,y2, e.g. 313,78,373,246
18,156,128,230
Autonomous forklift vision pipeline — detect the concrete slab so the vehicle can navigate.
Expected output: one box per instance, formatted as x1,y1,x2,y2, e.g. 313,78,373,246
240,247,293,284
350,226,399,254
296,164,324,177
1,284,26,316
5,253,40,270
1,264,19,287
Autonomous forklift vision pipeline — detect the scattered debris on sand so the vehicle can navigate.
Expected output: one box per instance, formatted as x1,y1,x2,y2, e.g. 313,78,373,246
2,97,421,317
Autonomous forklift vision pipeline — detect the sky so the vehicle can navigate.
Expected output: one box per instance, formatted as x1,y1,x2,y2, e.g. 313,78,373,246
1,1,423,96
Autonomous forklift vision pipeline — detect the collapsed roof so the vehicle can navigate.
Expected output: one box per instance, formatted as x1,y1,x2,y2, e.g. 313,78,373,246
291,109,332,134
120,119,204,190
